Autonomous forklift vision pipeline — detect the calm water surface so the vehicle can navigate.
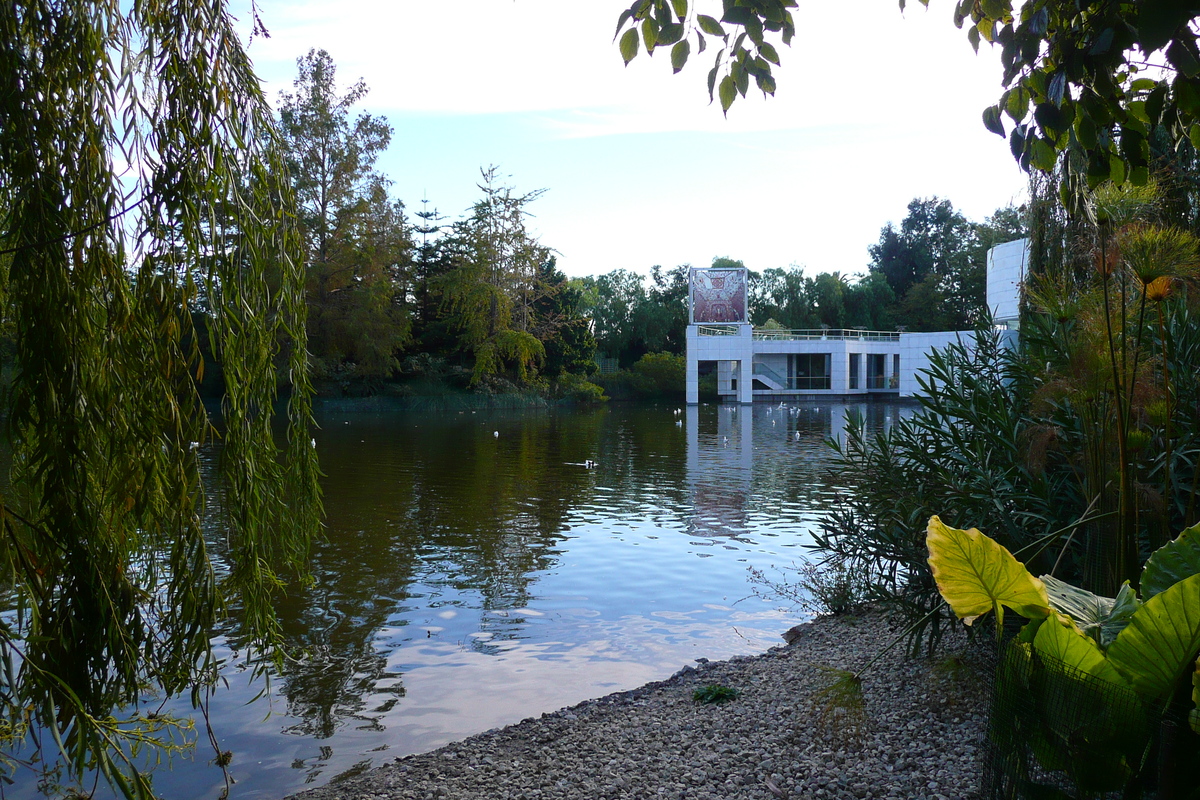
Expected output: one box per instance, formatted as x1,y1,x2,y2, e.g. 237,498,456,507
104,401,906,799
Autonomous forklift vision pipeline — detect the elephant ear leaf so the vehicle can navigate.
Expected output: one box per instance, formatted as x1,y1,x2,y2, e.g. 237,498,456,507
1042,574,1115,642
1107,573,1200,699
926,515,1052,627
1033,612,1128,687
1101,582,1141,647
1141,522,1200,599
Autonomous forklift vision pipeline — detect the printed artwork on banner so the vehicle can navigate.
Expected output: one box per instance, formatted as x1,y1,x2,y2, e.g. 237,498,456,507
692,269,747,323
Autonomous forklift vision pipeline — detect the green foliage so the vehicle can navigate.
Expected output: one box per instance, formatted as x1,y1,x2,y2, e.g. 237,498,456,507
748,558,869,617
615,0,796,114
552,372,607,406
813,327,1069,653
632,352,686,397
472,329,545,385
616,1,1200,195
531,259,599,379
1142,523,1200,599
0,1,320,795
280,50,412,380
927,519,1200,791
926,516,1052,630
692,684,740,704
869,197,1026,330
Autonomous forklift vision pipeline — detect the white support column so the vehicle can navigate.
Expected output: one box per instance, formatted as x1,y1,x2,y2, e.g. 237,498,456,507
686,325,699,405
737,324,754,405
738,358,753,404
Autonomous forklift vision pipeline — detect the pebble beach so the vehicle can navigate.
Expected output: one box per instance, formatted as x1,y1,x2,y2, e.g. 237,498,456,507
288,609,990,800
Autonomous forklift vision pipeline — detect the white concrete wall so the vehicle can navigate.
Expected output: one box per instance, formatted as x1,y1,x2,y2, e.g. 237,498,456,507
899,331,971,396
987,238,1029,327
688,325,754,404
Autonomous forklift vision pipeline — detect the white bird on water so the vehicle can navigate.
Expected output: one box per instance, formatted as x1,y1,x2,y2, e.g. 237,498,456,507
794,431,801,441
494,431,499,437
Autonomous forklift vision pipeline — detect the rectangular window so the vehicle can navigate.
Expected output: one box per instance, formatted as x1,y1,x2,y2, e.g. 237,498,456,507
892,353,901,389
867,353,887,389
789,353,831,390
848,353,860,390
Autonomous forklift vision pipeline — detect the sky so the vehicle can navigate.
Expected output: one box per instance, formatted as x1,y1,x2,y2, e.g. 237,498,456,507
229,0,1031,279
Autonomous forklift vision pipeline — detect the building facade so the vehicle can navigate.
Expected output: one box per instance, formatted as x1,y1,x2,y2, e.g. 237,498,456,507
684,240,1027,404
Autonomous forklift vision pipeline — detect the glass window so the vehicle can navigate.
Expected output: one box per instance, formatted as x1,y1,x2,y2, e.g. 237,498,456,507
788,354,831,390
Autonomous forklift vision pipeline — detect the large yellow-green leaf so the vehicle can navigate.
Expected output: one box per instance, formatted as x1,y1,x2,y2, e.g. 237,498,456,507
926,515,1052,627
1033,612,1128,687
1141,522,1200,599
1107,573,1200,699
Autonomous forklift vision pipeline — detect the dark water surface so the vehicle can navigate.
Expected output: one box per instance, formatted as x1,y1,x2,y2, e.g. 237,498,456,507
63,401,908,799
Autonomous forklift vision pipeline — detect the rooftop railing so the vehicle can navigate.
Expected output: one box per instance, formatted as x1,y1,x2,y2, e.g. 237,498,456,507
755,328,901,341
695,325,902,341
695,325,741,336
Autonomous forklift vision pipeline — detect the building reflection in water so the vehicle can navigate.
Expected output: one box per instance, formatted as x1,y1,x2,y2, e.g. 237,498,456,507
684,401,908,539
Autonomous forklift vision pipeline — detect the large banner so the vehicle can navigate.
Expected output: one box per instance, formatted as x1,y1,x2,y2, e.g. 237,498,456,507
690,268,747,324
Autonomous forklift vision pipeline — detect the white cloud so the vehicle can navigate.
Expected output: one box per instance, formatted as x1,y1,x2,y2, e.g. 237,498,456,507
232,0,1031,279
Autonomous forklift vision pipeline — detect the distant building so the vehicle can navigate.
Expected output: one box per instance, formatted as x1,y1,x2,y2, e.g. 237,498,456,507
986,237,1029,330
685,240,1028,404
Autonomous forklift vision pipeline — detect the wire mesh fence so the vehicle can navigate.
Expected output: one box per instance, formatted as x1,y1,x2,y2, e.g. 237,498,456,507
979,639,1200,800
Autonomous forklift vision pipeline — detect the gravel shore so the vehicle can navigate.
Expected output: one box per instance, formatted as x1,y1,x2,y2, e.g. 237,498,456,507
288,609,989,800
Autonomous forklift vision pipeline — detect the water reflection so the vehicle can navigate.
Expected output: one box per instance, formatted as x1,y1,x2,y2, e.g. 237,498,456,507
55,400,910,800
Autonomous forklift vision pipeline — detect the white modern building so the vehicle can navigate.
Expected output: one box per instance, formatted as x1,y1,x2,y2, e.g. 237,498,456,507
986,237,1030,329
685,240,1028,404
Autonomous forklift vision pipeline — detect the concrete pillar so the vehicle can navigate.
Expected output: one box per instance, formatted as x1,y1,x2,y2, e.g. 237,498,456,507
737,324,754,405
738,358,753,404
685,325,699,405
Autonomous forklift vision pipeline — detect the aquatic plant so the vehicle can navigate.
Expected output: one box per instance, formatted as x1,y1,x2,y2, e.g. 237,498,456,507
927,515,1200,796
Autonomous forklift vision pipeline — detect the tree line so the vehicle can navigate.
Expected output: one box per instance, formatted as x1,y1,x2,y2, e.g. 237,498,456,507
276,49,1032,397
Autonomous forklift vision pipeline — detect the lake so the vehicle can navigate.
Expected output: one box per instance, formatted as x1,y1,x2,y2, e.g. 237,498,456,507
41,400,908,799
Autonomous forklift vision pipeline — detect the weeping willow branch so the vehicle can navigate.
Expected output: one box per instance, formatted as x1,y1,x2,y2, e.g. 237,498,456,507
0,1,322,796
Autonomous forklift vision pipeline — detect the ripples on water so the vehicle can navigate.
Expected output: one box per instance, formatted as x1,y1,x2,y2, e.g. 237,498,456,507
52,401,909,799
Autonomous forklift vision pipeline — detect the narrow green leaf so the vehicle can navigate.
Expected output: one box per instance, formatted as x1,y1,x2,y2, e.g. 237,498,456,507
759,41,780,65
744,13,764,46
734,59,749,97
718,74,736,113
755,71,776,95
613,9,633,41
642,17,658,52
620,27,640,64
671,39,690,73
697,14,725,36
670,0,687,20
983,105,1005,136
